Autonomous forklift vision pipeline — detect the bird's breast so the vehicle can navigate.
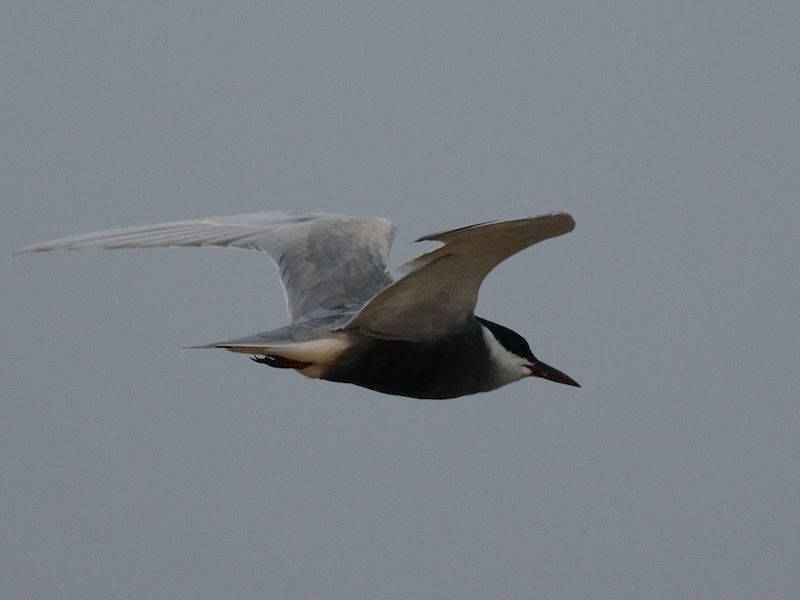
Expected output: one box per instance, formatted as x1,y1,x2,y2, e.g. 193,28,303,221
320,327,493,398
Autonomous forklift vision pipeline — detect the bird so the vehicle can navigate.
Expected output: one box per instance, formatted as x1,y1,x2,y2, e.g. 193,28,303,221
16,211,579,399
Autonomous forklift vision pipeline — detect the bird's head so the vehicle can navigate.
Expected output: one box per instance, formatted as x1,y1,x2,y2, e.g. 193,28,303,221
477,317,580,389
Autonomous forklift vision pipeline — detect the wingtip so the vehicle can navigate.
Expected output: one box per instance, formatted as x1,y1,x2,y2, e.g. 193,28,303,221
14,242,82,255
537,211,575,233
13,245,39,256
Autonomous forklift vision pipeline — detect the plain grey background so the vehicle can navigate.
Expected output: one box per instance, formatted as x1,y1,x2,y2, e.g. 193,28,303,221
3,3,798,599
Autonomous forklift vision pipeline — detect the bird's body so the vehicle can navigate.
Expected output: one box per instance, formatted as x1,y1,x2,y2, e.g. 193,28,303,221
287,317,518,399
17,211,579,398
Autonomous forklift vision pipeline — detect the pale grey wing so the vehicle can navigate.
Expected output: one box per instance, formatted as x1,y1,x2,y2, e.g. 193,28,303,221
343,212,575,340
16,212,396,323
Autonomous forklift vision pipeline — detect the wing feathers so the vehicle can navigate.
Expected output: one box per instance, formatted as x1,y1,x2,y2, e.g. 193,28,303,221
17,210,574,340
345,212,575,340
16,212,396,323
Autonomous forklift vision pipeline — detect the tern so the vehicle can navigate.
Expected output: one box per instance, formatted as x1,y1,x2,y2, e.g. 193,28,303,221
17,211,579,398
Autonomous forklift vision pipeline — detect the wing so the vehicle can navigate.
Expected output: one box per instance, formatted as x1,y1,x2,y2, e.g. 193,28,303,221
16,212,395,323
343,212,575,340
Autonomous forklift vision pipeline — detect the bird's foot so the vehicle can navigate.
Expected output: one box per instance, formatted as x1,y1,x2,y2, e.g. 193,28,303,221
251,355,313,370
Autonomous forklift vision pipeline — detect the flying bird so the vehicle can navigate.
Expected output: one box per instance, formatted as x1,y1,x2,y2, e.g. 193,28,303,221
17,211,579,398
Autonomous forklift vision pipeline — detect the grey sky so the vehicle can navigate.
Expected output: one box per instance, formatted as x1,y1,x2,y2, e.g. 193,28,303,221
3,3,799,599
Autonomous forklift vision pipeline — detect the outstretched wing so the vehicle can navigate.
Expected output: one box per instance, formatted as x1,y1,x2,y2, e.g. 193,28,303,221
344,212,575,340
16,212,395,323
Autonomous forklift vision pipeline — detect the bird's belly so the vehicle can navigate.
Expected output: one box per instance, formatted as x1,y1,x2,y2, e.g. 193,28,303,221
320,335,493,399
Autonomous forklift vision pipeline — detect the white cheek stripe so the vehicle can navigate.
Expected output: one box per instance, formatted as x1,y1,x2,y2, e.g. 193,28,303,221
481,325,532,384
